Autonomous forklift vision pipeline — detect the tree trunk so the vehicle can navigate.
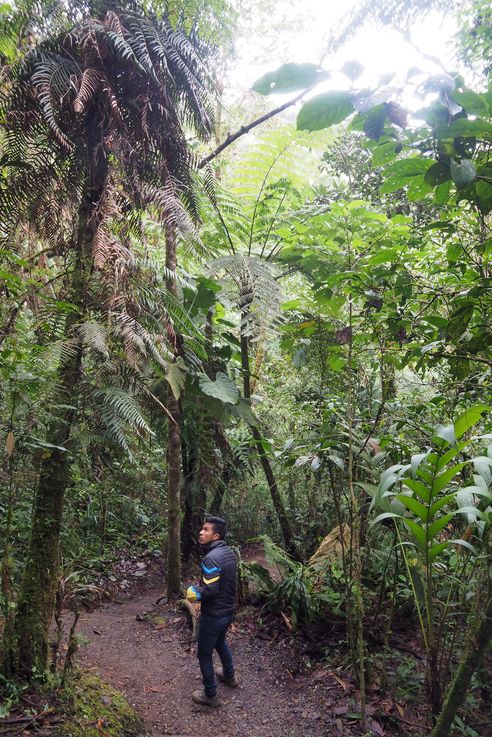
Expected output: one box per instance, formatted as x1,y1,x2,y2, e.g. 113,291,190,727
165,225,182,599
14,153,105,677
181,438,206,562
181,439,194,562
240,331,296,556
430,579,492,737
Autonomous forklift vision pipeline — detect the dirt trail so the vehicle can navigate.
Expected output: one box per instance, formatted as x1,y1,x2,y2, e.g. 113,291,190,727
75,555,340,737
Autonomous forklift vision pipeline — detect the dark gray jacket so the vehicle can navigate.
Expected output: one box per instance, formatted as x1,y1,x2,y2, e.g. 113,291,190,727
192,540,237,617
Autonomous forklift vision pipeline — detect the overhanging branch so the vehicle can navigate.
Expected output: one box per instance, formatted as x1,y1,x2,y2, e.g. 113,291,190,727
198,89,306,169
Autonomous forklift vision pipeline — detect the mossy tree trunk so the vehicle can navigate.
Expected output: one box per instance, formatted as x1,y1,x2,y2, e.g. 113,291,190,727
14,124,107,677
430,577,492,737
165,225,182,599
181,438,206,562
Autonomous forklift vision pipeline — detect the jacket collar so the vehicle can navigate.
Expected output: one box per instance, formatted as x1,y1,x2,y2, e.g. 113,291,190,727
204,539,226,553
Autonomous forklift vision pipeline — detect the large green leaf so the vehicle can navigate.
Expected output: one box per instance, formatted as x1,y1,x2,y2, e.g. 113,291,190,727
385,158,432,177
370,512,401,528
430,493,457,517
450,159,476,187
411,452,429,479
166,358,187,399
229,398,258,426
434,424,456,446
396,494,428,522
401,477,430,503
454,404,489,440
424,161,450,186
428,541,450,562
198,372,239,404
371,139,399,165
446,302,474,340
404,518,426,549
451,89,489,116
436,444,464,471
252,63,329,95
297,91,354,131
443,118,492,139
476,180,492,215
363,104,388,140
407,175,434,201
433,462,466,495
427,513,455,541
435,181,452,204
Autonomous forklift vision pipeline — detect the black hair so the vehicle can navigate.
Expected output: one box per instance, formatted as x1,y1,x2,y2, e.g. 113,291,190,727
204,515,226,540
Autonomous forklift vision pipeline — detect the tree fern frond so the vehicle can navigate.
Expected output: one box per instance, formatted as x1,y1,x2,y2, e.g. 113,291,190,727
30,50,79,149
112,311,175,368
224,125,321,203
210,255,284,339
73,67,102,114
93,386,154,435
77,321,110,360
97,401,131,454
229,427,256,475
125,256,191,287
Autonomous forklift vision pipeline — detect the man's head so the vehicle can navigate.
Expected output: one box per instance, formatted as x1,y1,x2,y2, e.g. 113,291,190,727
198,516,226,546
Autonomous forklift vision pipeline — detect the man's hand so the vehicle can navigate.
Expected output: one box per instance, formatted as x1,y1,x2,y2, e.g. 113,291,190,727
186,586,201,603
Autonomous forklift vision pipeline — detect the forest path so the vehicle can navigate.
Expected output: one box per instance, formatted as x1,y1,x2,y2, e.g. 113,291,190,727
75,553,337,737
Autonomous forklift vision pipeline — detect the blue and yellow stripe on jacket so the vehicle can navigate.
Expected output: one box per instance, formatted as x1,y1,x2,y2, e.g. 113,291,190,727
201,562,220,585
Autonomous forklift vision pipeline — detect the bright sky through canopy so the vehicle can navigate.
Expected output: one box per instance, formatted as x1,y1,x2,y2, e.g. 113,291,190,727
229,0,457,107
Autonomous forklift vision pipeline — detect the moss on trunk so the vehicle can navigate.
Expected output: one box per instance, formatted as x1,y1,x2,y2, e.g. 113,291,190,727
54,671,145,737
13,126,107,677
430,579,492,737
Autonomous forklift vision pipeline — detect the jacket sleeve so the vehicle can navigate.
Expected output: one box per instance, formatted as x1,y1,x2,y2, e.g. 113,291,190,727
192,557,221,603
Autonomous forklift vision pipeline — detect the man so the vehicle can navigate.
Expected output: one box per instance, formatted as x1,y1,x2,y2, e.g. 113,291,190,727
186,515,238,707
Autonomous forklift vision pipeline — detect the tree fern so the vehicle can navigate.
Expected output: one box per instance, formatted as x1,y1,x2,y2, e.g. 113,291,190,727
223,125,327,201
0,1,215,246
210,254,283,340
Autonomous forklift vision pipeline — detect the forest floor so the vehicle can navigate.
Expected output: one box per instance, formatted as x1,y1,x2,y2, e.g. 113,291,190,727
69,547,423,737
3,547,489,737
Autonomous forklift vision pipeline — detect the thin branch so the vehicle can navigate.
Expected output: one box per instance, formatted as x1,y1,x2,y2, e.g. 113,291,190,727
143,386,176,423
357,398,386,457
431,352,492,368
198,90,306,169
212,198,236,255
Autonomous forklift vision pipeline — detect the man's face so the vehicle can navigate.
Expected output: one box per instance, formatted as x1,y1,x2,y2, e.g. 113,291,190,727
199,522,219,546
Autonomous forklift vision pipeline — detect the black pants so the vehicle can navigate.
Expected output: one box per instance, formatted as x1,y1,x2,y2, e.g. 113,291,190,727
196,614,234,697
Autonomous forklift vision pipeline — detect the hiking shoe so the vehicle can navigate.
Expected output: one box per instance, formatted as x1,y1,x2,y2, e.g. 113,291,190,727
215,669,239,688
192,690,220,707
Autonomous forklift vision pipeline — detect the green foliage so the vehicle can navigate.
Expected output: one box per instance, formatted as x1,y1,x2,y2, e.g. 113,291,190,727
371,406,489,564
54,671,143,737
241,536,345,628
198,371,239,404
252,62,329,95
297,91,354,131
